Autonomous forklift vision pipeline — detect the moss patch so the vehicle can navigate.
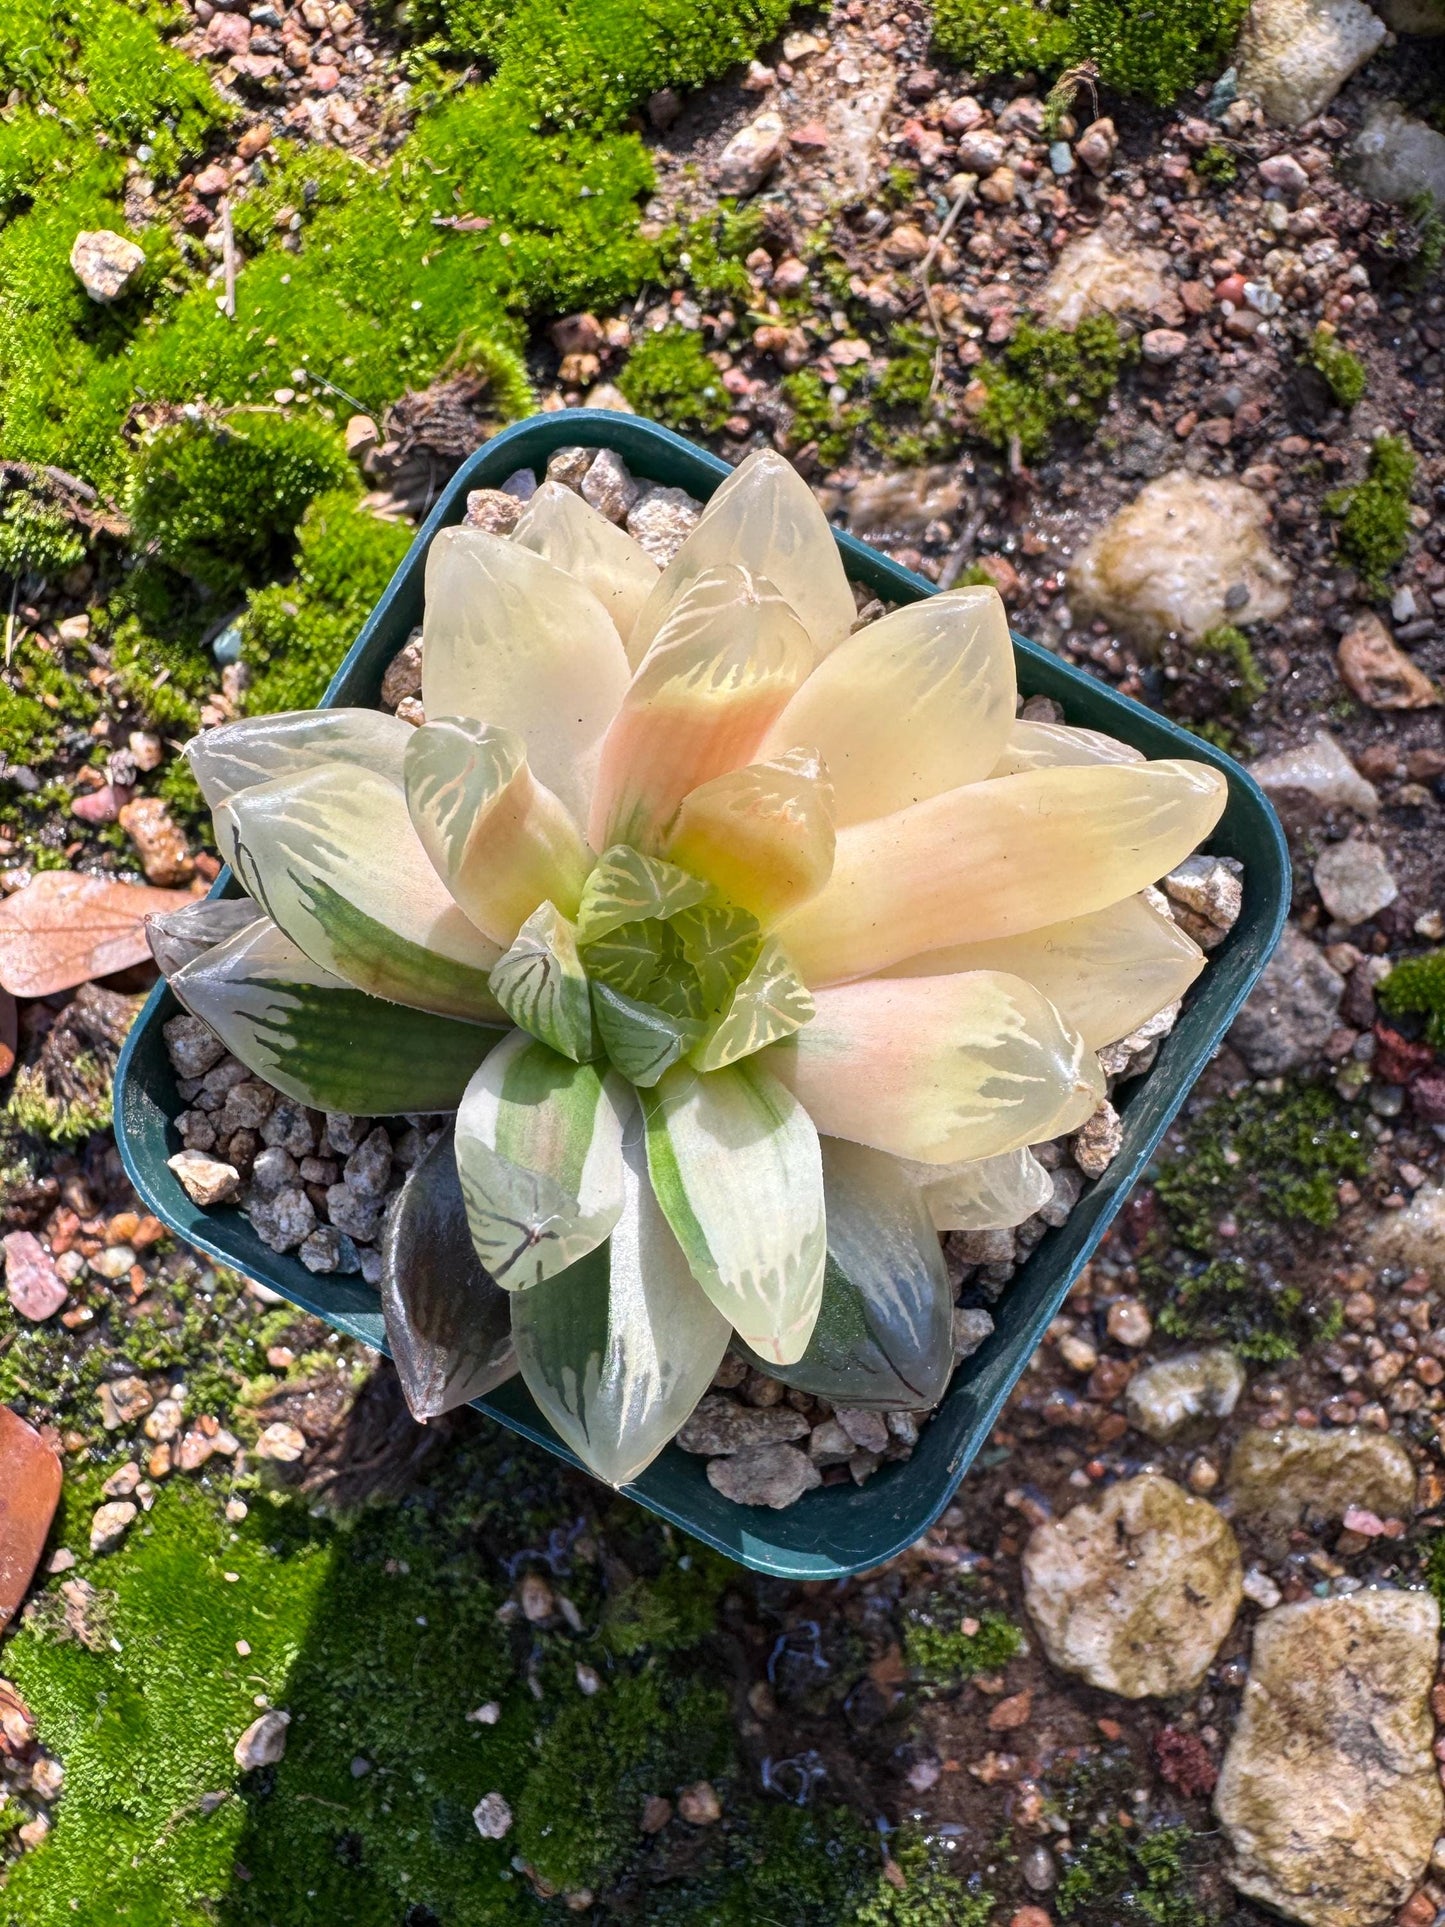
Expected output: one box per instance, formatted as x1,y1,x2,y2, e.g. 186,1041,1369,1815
932,0,1249,105
1378,947,1445,1050
903,1602,1024,1687
969,315,1133,462
619,326,731,434
1305,327,1367,410
1140,1083,1367,1361
127,414,356,598
241,492,415,714
1325,432,1417,592
1057,1823,1212,1927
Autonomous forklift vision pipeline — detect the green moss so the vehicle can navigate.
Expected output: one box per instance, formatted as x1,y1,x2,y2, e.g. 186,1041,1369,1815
127,414,356,597
1422,1532,1445,1609
782,368,867,468
1057,1823,1211,1927
2,1062,113,1143
618,325,730,434
1305,326,1367,409
513,1669,732,1891
932,0,1076,81
851,1840,994,1927
1199,624,1266,705
933,0,1248,104
1325,432,1417,592
0,478,86,581
666,202,768,305
1141,1083,1368,1359
242,492,414,714
1195,143,1238,182
903,1606,1024,1685
1378,948,1445,1050
970,315,1133,462
3,1485,334,1927
0,625,99,769
2,0,800,518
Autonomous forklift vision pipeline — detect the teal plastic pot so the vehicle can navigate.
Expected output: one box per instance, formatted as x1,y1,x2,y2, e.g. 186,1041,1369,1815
114,409,1290,1579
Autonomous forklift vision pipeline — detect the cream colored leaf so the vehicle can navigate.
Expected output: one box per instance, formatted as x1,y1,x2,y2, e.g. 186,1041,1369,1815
885,894,1204,1049
171,917,499,1113
776,759,1227,985
629,448,856,664
454,1032,630,1289
186,709,413,864
644,1060,827,1365
896,1145,1055,1231
403,717,592,947
219,763,502,1020
764,971,1104,1164
759,588,1016,824
421,526,631,823
990,718,1144,777
510,1130,731,1486
665,749,835,927
588,563,814,854
511,481,660,646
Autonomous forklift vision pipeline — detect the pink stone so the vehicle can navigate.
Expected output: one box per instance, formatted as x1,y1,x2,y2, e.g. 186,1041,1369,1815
2,1233,68,1322
71,783,133,826
193,163,231,198
206,10,251,54
310,64,340,93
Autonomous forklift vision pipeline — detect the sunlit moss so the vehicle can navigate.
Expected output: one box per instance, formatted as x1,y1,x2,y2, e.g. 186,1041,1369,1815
932,0,1248,104
242,492,415,714
1325,433,1417,592
1379,948,1445,1049
619,326,731,434
969,315,1133,461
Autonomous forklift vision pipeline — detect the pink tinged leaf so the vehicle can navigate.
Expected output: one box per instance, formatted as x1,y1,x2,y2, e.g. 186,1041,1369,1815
759,587,1016,825
586,564,815,856
774,759,1228,986
763,971,1104,1165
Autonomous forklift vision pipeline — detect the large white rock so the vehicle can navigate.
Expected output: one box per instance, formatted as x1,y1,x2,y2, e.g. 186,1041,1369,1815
1237,0,1386,127
1022,1472,1242,1698
1216,1591,1442,1927
69,229,146,303
1370,1183,1445,1286
1250,731,1380,818
715,112,787,196
1070,471,1294,648
1035,225,1173,330
1227,1424,1416,1545
1353,104,1445,206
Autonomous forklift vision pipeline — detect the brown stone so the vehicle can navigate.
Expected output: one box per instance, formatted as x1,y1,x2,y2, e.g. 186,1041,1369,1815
1337,614,1440,711
118,797,195,885
0,1407,62,1629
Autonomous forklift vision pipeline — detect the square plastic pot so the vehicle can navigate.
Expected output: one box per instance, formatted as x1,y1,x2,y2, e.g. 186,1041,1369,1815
115,408,1290,1580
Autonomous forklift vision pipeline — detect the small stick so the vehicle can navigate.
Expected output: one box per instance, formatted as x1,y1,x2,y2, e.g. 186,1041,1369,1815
220,197,237,321
919,181,975,405
3,576,17,670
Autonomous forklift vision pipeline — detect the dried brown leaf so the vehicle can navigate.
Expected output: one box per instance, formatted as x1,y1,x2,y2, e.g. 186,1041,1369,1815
0,871,198,998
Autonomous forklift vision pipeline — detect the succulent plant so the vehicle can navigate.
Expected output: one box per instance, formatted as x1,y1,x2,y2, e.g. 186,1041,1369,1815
154,450,1225,1488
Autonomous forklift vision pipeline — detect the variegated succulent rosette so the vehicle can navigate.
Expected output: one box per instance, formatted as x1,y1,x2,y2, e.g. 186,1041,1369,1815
153,449,1226,1491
